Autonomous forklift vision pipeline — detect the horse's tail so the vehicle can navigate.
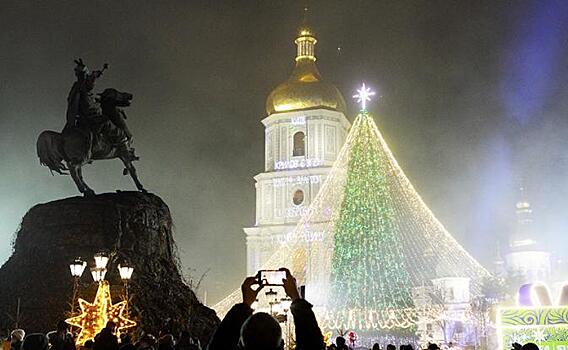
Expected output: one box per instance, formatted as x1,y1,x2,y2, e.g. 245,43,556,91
37,131,68,175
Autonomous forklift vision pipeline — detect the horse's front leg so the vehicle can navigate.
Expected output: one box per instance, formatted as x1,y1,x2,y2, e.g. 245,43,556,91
69,163,95,197
120,156,147,193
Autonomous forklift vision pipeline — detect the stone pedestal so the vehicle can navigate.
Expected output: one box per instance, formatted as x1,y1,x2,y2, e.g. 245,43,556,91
0,192,218,342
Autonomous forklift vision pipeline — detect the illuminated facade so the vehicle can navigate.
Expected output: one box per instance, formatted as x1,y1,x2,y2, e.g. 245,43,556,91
505,187,551,283
244,24,350,274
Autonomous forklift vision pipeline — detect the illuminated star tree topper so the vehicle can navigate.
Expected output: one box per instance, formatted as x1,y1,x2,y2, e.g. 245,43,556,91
353,83,376,111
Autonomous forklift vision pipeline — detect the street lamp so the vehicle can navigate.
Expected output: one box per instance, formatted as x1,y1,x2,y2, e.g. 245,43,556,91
69,258,87,278
265,288,279,315
118,262,134,314
90,267,107,282
93,252,109,269
69,258,86,316
118,263,134,281
279,297,293,349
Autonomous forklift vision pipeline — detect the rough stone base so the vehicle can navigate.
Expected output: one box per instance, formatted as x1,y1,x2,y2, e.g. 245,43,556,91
0,192,219,342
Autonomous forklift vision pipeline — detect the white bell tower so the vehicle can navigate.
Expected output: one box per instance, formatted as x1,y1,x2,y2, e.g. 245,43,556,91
244,23,350,274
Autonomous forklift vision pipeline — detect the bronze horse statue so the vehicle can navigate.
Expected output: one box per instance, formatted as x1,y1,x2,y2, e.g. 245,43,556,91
37,88,146,196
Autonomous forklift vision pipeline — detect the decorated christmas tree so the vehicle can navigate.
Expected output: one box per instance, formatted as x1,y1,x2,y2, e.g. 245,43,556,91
215,84,489,333
329,107,415,315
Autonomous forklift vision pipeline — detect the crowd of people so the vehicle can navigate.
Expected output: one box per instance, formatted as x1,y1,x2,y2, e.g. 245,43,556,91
2,321,202,350
1,268,544,350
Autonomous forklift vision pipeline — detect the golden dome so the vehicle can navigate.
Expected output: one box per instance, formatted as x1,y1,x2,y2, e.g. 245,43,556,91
265,27,346,115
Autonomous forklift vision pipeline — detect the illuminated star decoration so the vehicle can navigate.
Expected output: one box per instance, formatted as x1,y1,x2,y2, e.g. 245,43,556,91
353,83,376,111
66,281,136,345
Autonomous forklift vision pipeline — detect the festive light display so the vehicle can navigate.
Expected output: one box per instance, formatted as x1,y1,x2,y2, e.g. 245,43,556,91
215,85,489,331
329,109,414,317
66,281,136,345
498,283,568,349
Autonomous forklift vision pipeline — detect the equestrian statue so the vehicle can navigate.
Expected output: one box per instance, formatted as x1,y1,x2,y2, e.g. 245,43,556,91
37,59,146,196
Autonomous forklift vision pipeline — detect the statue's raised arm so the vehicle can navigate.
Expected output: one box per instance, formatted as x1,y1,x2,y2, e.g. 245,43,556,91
65,59,108,130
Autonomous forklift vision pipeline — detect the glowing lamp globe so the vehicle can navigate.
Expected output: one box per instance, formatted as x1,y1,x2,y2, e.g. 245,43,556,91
70,258,87,278
93,252,109,269
117,264,134,281
90,267,107,282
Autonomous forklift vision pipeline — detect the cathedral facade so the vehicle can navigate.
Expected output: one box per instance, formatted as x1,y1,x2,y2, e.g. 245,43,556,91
243,25,350,274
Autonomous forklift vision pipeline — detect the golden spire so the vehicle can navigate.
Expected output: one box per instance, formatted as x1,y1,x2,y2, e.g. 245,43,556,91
295,6,317,62
264,4,346,115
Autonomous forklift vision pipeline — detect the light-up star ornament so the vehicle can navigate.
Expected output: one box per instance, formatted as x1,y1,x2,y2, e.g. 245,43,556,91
353,83,376,111
66,281,136,345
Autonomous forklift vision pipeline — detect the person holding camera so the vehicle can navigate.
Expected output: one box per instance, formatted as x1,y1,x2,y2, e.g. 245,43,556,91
207,268,325,350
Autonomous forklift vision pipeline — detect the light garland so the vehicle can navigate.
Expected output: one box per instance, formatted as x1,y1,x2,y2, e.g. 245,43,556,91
66,281,136,345
215,106,489,332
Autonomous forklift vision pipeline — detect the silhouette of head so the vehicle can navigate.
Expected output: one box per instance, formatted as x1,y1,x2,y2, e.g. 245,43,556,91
372,343,381,350
106,321,117,334
336,337,346,346
521,344,540,350
57,320,68,332
240,312,283,350
387,345,396,350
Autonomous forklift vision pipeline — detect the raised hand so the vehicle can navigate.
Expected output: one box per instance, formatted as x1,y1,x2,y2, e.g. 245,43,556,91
241,276,262,307
279,267,300,301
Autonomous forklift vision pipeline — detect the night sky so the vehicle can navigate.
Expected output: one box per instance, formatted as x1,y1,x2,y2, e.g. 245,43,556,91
2,1,568,303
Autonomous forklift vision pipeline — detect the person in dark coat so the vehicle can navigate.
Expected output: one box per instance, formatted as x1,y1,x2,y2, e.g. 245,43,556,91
48,321,75,350
22,334,48,350
119,334,135,350
137,334,157,350
207,268,325,350
335,337,348,350
93,322,119,350
174,332,200,350
157,335,174,350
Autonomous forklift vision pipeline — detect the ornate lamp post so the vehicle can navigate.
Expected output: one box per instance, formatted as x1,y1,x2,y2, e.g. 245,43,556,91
118,262,134,314
90,252,108,283
66,252,138,344
93,252,109,270
69,258,87,315
263,288,281,315
280,297,293,350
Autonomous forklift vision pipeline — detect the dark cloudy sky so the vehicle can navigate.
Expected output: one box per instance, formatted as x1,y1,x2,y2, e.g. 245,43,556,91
2,1,568,303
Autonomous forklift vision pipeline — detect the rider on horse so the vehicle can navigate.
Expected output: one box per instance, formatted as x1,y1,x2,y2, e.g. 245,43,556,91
65,59,133,145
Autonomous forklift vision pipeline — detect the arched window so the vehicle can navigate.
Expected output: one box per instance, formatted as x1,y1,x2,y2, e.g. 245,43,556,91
293,131,305,156
293,189,304,206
